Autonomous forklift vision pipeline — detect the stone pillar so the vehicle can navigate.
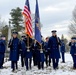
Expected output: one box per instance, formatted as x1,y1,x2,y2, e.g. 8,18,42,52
7,20,11,51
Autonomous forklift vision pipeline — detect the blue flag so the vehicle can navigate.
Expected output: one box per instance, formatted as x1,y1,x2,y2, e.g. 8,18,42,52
35,0,41,44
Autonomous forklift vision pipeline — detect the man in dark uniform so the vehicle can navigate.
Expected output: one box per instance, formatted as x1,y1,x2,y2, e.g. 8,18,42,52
40,40,45,70
25,35,33,70
0,35,6,69
37,37,45,70
31,40,38,66
48,30,61,70
74,37,76,69
20,35,26,67
60,40,66,63
44,37,50,67
69,37,76,69
8,31,21,72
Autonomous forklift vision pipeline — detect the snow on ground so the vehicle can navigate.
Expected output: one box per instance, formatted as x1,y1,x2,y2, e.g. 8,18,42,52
0,53,76,75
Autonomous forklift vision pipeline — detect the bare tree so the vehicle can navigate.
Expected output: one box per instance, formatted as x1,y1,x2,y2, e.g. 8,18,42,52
0,17,6,31
69,6,76,35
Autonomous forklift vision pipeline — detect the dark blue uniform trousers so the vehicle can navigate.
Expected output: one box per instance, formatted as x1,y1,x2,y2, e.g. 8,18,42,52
71,55,76,68
25,51,32,70
61,52,65,62
11,61,18,71
0,53,4,68
37,52,45,70
52,58,59,69
45,52,51,66
32,51,37,66
21,53,25,67
48,54,51,66
38,61,44,69
25,58,32,70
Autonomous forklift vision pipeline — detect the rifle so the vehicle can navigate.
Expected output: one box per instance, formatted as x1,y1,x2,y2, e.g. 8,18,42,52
56,35,61,46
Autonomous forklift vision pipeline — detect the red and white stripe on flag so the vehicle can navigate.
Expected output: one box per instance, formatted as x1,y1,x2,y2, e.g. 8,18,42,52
23,5,33,38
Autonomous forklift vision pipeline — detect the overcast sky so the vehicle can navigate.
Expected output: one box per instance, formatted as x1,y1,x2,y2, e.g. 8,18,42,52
0,0,76,38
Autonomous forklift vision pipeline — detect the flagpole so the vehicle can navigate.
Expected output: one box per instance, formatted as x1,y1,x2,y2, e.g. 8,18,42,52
40,43,43,53
27,35,30,52
25,20,30,52
24,17,30,52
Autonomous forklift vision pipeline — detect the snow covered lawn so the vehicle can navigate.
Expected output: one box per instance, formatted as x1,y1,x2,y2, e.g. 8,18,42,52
0,53,76,75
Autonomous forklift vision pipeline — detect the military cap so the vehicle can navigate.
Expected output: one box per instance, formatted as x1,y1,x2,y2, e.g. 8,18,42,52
75,37,76,40
71,37,76,40
51,30,57,33
21,35,25,38
1,35,6,37
12,31,18,34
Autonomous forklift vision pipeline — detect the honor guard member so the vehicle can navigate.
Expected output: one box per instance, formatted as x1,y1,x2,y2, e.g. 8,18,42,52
48,30,61,70
60,40,66,63
31,40,38,66
20,35,26,67
25,35,33,71
8,31,21,72
0,35,6,69
44,37,50,67
74,38,76,68
69,37,76,69
37,37,45,70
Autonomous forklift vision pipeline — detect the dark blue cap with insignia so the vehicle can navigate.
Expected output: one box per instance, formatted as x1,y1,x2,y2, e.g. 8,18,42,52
74,37,76,40
51,30,57,33
12,31,18,34
1,35,6,37
71,37,75,40
21,35,25,38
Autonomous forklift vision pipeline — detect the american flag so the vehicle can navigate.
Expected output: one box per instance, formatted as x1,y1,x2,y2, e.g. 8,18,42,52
23,0,33,38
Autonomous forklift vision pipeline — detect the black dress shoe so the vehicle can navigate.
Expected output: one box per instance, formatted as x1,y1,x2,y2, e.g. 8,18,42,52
12,70,15,72
61,61,65,63
73,67,76,70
